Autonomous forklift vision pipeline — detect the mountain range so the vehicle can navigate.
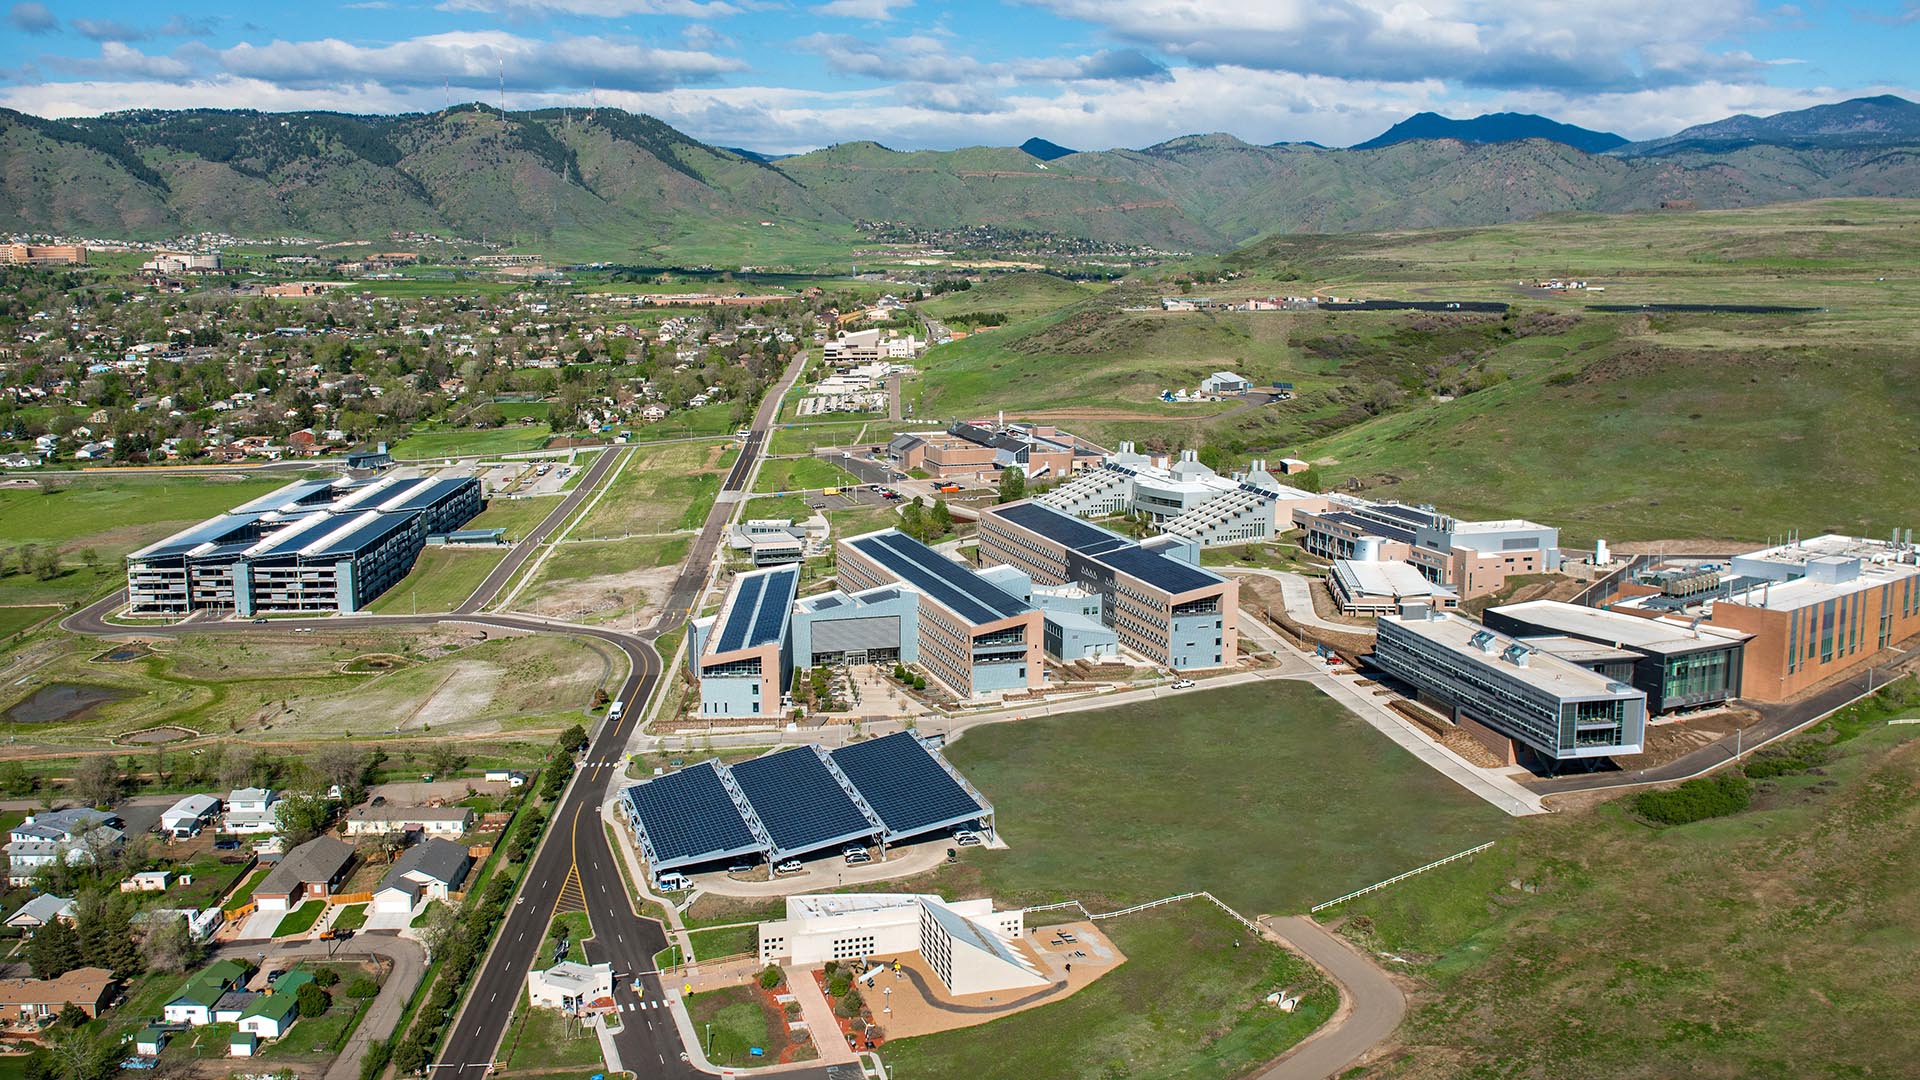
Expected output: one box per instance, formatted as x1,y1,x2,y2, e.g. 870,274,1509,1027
2,96,1917,259
1353,111,1627,153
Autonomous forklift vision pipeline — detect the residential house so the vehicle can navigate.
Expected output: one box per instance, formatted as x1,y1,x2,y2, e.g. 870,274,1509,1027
237,970,312,1039
342,804,473,839
0,967,115,1022
372,838,471,915
161,794,222,838
224,789,279,835
251,836,353,913
7,809,124,885
6,894,77,933
163,960,249,1026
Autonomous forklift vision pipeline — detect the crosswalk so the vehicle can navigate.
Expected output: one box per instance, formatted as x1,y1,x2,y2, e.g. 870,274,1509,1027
620,999,668,1012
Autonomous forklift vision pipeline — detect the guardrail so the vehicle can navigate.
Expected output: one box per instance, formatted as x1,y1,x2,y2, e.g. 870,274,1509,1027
1310,841,1496,913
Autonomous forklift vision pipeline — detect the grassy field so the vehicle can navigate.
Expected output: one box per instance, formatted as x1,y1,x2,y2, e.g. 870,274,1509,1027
885,901,1333,1080
0,627,615,748
0,471,294,605
513,534,692,623
0,606,56,638
391,424,554,459
469,495,561,540
625,401,742,441
752,456,858,494
572,441,731,539
365,546,506,613
503,994,607,1072
907,199,1920,542
1333,681,1920,1079
685,985,778,1067
768,421,881,455
226,867,271,912
942,681,1512,915
920,272,1104,323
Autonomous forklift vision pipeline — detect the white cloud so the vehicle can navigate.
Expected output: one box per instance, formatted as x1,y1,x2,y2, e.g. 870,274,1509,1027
811,0,913,20
47,42,200,80
8,2,57,34
1023,0,1776,93
434,0,740,16
217,30,746,92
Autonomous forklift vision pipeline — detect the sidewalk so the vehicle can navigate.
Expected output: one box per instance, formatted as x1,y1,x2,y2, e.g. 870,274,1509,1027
784,968,859,1066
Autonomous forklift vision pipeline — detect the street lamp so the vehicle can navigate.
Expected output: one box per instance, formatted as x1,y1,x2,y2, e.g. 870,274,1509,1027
705,1022,712,1057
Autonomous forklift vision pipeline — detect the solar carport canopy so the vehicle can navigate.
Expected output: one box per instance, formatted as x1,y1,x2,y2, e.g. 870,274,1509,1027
623,733,992,872
831,731,989,841
625,761,762,871
730,747,881,859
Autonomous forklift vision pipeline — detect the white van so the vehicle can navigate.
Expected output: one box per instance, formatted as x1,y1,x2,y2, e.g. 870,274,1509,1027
656,872,690,892
607,700,624,722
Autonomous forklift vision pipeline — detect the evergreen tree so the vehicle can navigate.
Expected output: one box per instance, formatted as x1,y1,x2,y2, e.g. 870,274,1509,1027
27,919,82,979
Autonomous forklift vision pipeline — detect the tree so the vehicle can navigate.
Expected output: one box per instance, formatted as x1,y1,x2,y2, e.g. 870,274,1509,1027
141,913,201,975
275,792,336,847
997,466,1026,503
27,919,82,979
425,742,466,778
420,901,462,956
311,743,371,801
296,982,330,1018
931,499,953,536
218,745,262,791
55,1003,88,1029
390,1038,429,1076
73,756,121,809
555,723,589,755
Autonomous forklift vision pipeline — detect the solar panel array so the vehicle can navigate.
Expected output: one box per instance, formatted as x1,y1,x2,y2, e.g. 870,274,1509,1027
851,532,1027,625
831,732,987,839
1096,545,1221,596
730,747,877,856
748,567,799,648
625,733,990,869
995,501,1130,555
715,573,767,653
627,762,760,864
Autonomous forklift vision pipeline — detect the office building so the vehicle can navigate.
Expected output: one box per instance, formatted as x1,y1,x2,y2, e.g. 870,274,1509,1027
978,500,1236,670
1612,534,1920,701
791,585,924,669
124,474,482,617
1329,558,1460,615
756,894,1045,996
1297,498,1560,600
1038,444,1328,546
1373,609,1647,765
886,421,1105,483
1484,599,1749,713
687,564,800,718
838,530,1043,697
1,244,86,266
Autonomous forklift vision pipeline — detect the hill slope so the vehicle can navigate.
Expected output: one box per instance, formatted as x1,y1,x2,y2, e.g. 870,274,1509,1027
3,104,1920,258
1353,111,1626,153
1620,94,1920,156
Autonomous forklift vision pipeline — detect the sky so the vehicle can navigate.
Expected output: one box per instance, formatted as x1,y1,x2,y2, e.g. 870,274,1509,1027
2,0,1917,153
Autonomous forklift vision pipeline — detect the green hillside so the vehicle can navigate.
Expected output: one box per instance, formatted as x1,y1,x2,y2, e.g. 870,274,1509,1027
909,199,1920,541
5,107,1920,261
920,272,1102,322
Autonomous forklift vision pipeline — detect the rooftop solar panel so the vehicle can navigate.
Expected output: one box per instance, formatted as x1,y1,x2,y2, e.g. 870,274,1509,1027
309,512,416,557
993,501,1131,554
748,567,799,648
1093,545,1221,596
831,732,986,840
851,533,1026,625
731,747,876,856
716,573,767,653
626,762,759,865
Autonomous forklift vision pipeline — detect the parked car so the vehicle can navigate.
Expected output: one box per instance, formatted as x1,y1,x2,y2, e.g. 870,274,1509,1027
843,845,872,866
1170,678,1196,689
213,839,240,850
775,859,804,876
954,830,982,847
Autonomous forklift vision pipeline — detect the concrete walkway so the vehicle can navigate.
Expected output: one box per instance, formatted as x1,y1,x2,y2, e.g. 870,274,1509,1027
1225,567,1373,635
1254,916,1407,1080
785,968,860,1066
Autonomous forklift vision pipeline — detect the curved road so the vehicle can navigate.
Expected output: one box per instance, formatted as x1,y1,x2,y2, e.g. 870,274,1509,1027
1255,916,1406,1080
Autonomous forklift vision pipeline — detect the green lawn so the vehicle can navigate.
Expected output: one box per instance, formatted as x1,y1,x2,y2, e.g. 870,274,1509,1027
365,546,507,613
273,899,327,937
572,442,728,538
0,471,293,606
685,985,777,1067
945,681,1512,915
0,606,56,638
391,425,554,459
885,901,1333,1080
536,910,593,971
1331,682,1920,1079
503,997,607,1072
225,867,272,913
769,421,876,455
469,495,561,540
752,456,858,494
686,923,756,961
331,904,369,931
741,495,812,524
257,991,368,1060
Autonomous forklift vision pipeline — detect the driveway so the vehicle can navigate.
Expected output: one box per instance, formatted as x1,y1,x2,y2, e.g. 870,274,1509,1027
208,932,426,1080
1254,916,1406,1080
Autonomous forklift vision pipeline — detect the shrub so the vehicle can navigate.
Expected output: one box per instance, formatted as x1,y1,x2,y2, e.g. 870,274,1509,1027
312,968,340,988
296,983,330,1018
826,971,852,998
759,965,783,990
1633,774,1751,825
834,987,864,1019
345,976,378,999
1744,742,1827,779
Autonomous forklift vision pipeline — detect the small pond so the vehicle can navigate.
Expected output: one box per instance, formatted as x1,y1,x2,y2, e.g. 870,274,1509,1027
4,683,131,724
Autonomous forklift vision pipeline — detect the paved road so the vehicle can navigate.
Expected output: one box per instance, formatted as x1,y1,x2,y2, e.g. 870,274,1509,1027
456,442,628,615
207,934,425,1080
1254,916,1406,1080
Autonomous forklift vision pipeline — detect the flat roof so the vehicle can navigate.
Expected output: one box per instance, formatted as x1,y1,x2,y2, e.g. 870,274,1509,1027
991,501,1225,595
1334,559,1457,600
847,531,1028,625
130,511,276,561
228,478,340,516
1490,599,1750,653
1380,613,1642,701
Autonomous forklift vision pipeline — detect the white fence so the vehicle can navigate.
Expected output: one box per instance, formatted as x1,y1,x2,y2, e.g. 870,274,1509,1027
1310,841,1496,914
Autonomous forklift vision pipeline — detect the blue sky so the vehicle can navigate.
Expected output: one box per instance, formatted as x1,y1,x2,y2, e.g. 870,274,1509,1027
3,0,1916,152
